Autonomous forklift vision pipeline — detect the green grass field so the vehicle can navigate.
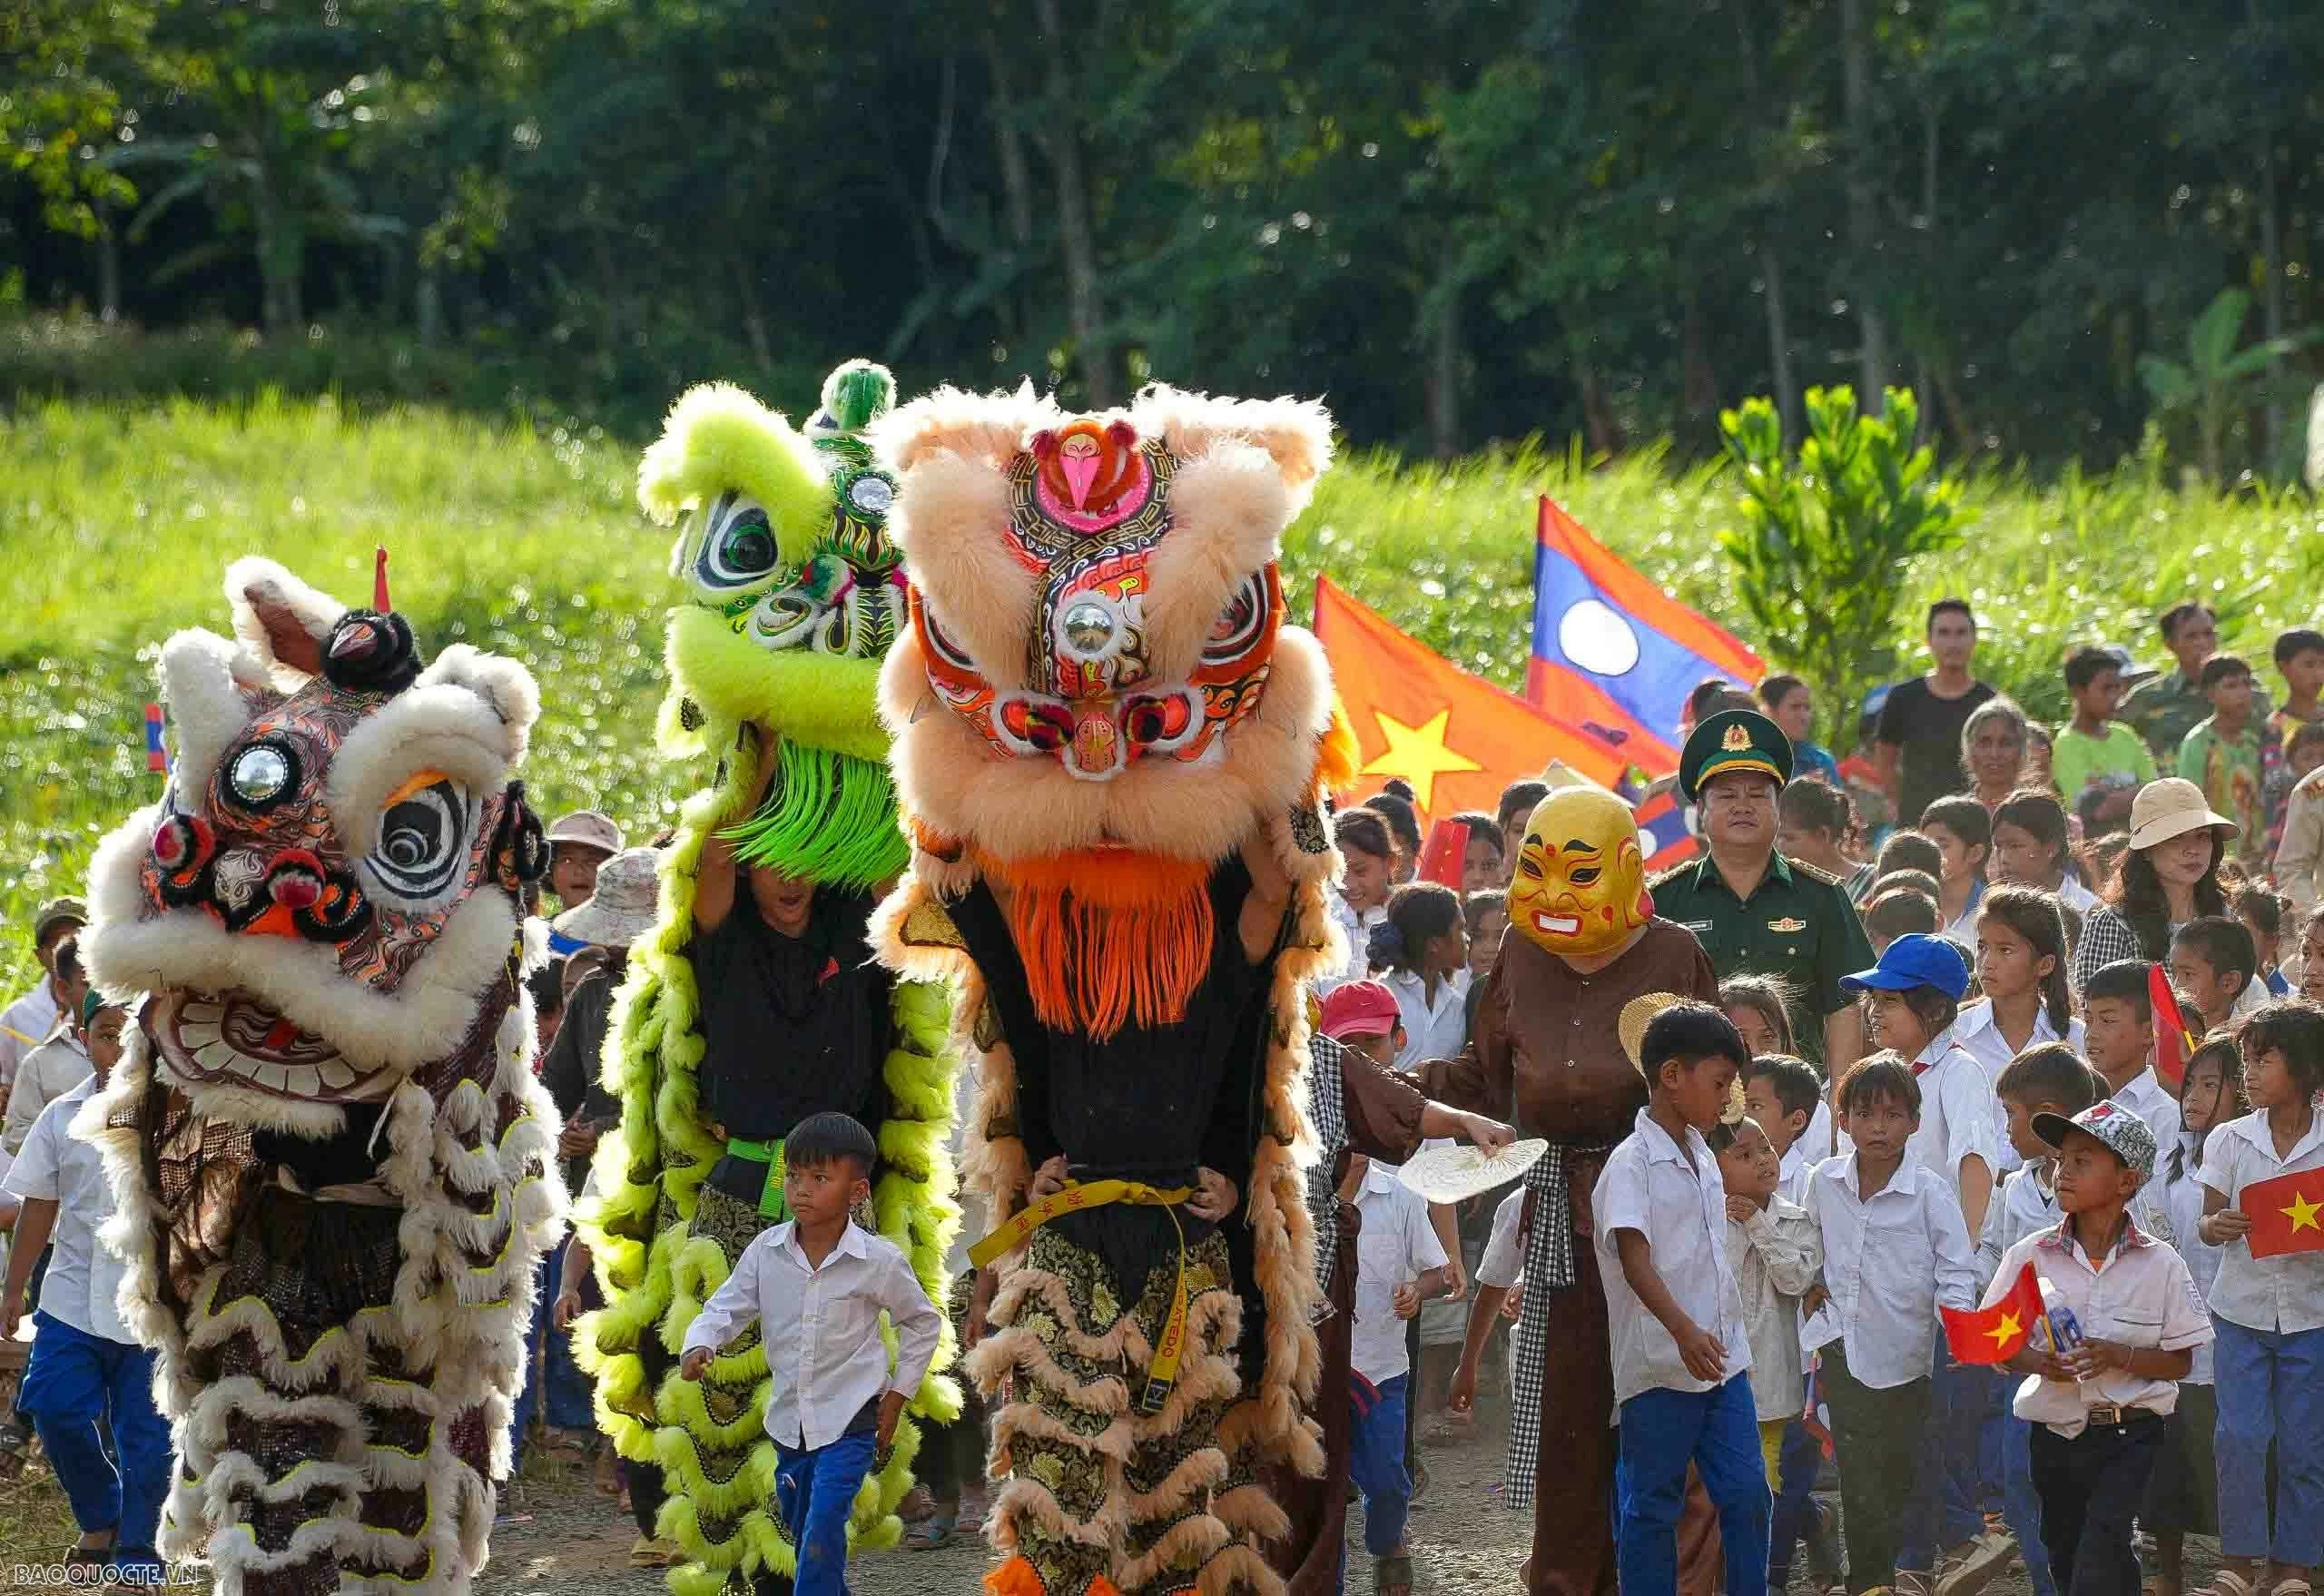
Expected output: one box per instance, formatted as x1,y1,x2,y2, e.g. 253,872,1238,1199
5,394,2322,993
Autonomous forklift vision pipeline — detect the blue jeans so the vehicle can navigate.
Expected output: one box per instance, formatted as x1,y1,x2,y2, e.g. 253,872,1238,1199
1766,1418,1822,1585
509,1236,595,1466
16,1312,170,1558
1345,1371,1413,1574
1999,1409,2059,1596
2213,1317,2324,1567
775,1429,879,1596
1616,1374,1771,1596
1902,1353,1988,1570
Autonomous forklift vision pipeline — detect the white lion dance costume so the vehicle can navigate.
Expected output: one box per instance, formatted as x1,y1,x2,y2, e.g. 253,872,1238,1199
77,560,566,1595
871,385,1354,1596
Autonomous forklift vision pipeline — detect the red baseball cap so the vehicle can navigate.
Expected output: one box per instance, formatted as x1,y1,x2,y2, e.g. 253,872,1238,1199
1319,980,1402,1042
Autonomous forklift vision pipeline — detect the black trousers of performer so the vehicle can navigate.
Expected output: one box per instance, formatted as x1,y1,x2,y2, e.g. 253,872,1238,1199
2028,1411,2163,1596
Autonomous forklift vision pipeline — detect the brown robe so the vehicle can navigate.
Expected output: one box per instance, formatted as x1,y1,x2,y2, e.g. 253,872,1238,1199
1418,919,1724,1596
1266,1041,1429,1596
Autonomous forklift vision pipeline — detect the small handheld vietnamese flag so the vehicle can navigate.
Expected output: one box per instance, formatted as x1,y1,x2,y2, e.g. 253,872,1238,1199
1941,1260,2047,1364
2241,1167,2324,1259
1417,822,1468,888
144,703,170,774
2150,964,2193,1089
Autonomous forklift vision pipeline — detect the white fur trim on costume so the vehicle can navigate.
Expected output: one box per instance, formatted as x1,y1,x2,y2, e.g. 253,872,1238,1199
226,557,346,689
325,684,528,858
157,628,273,803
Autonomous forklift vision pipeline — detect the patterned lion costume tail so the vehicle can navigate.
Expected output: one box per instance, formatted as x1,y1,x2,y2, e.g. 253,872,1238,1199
869,384,1354,1596
79,560,566,1595
575,360,960,1596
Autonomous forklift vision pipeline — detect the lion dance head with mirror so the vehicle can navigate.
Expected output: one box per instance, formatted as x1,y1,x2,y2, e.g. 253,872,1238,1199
78,558,563,1594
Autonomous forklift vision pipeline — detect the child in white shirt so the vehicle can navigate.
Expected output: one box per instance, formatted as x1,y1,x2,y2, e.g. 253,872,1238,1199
2194,1003,2324,1593
1343,1153,1448,1595
680,1113,941,1596
1986,1101,2210,1594
2142,1037,2240,1596
1445,1185,1524,1430
1593,1001,1768,1596
1709,1117,1820,1480
1802,1054,1979,1596
1740,1053,1826,1202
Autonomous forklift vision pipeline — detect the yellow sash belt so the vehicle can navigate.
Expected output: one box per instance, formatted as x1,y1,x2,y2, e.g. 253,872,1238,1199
969,1178,1196,1414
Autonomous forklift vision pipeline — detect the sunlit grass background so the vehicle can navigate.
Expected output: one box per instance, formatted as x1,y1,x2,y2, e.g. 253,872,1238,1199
5,393,2324,992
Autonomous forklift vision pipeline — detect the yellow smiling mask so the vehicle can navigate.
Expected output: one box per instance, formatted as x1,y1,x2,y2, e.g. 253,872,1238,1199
1510,785,1654,958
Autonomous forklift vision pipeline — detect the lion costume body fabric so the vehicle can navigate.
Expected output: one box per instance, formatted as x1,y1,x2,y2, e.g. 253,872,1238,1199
870,386,1351,1596
78,561,566,1595
575,361,960,1595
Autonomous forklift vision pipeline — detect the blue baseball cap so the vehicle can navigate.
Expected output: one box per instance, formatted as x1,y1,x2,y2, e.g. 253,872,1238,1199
1840,932,1971,1000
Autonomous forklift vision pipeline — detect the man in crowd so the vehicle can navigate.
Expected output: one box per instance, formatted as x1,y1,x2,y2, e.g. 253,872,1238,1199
544,810,624,955
1874,599,1995,829
1,897,84,1100
2123,602,2269,764
1652,709,1874,1100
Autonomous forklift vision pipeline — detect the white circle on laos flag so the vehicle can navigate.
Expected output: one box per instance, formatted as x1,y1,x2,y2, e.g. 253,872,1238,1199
1558,598,1641,676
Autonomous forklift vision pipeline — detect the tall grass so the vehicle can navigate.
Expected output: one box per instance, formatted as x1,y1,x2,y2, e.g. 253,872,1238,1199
5,397,2321,992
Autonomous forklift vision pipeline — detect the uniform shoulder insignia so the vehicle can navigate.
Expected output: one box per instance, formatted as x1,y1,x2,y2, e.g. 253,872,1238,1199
1789,859,1845,887
1647,862,1698,891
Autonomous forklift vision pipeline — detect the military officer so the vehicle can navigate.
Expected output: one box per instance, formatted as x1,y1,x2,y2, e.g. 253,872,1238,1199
1650,708,1872,1141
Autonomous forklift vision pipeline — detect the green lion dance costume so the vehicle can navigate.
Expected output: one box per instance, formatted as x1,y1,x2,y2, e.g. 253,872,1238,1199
576,361,960,1596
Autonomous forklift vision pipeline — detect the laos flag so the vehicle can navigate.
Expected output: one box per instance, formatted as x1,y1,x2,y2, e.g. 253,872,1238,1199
1527,497,1763,773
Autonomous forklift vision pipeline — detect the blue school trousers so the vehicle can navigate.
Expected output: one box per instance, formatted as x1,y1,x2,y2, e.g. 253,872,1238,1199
15,1311,170,1559
774,1429,879,1596
1345,1371,1413,1581
2213,1316,2324,1568
1616,1373,1770,1596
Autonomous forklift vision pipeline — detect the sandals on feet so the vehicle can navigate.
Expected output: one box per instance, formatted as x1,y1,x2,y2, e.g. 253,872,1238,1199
1375,1552,1414,1596
904,1514,957,1550
2190,1573,2259,1596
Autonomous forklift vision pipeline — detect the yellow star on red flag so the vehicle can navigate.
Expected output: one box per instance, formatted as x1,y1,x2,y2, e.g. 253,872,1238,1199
1360,709,1482,811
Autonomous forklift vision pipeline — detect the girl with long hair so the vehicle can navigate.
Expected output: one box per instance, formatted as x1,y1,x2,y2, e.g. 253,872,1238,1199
1989,788,2098,915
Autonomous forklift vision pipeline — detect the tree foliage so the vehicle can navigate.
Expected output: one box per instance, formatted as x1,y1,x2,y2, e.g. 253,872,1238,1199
3,0,2319,472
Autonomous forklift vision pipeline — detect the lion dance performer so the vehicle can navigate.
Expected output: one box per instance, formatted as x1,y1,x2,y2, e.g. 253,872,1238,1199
78,558,565,1594
871,383,1348,1596
1414,783,1721,1596
575,360,960,1595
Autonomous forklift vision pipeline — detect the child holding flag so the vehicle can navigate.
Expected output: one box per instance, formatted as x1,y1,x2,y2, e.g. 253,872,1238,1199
2196,1000,2324,1596
1972,1100,2209,1596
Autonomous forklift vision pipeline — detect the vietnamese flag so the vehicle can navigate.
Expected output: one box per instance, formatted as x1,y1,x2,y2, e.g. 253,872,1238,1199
2151,965,2193,1089
1528,496,1764,762
1314,576,1634,814
2242,1167,2324,1259
1942,1260,2047,1365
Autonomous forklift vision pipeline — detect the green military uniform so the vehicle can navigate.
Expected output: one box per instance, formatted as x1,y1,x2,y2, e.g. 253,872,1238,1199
1653,708,1876,1064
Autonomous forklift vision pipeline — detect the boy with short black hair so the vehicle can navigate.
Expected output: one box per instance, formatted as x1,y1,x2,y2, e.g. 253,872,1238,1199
1876,830,1946,888
1594,1000,1769,1596
2265,630,2324,859
2083,959,2183,1147
1341,1143,1450,1596
1803,1055,1981,1596
2053,645,2158,825
1989,1102,2209,1596
1866,888,1942,956
679,1112,942,1596
2179,655,2269,866
1742,1054,1825,1198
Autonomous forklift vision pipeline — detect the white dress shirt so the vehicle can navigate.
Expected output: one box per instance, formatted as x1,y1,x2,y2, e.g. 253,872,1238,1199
1952,1001,2085,1173
4,1031,91,1155
2107,1066,2184,1151
1321,897,1386,992
1984,1218,2211,1437
0,980,61,1097
1476,1187,1526,1395
2155,1135,2223,1384
1801,1152,1980,1389
1,1077,133,1344
682,1219,942,1451
1904,1032,2001,1208
1350,1161,1447,1384
1593,1108,1753,1406
2197,1108,2324,1335
1384,965,1469,1073
1726,1195,1821,1421
1977,1160,2062,1289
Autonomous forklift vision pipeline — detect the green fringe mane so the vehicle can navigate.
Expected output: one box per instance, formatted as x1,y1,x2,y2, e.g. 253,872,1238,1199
720,737,909,890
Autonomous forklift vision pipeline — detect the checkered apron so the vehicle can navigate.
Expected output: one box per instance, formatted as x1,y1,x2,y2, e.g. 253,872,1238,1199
1503,1138,1616,1512
1305,1035,1349,1314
